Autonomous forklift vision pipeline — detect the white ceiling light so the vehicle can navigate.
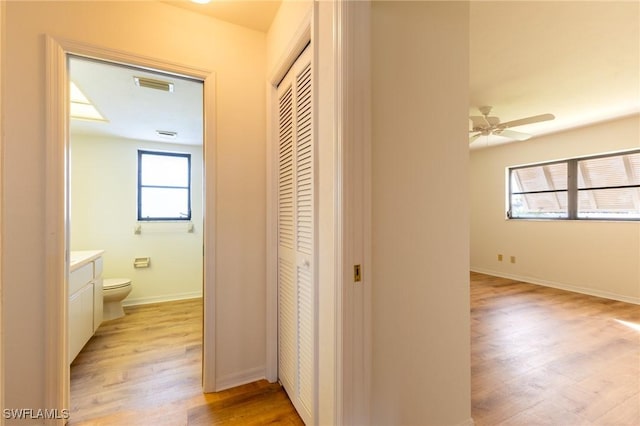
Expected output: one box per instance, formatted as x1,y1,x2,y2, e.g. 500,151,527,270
191,0,212,4
70,81,107,122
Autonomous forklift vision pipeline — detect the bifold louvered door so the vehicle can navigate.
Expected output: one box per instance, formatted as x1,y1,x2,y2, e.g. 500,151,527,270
277,45,314,425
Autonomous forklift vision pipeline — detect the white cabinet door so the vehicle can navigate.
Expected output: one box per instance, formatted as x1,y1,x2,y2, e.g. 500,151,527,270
69,284,94,363
68,289,83,363
277,45,314,425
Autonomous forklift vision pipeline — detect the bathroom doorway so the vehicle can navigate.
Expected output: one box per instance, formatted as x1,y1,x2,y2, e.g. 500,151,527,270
68,57,204,309
44,37,217,419
67,55,206,417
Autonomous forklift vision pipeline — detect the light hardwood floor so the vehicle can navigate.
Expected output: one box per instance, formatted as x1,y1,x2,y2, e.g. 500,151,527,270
471,272,640,425
69,298,303,425
71,276,639,425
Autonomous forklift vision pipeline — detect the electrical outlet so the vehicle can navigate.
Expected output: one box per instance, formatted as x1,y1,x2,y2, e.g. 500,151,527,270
497,254,503,261
510,256,516,264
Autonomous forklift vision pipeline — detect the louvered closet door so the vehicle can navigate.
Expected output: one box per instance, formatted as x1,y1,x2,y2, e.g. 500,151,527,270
277,45,314,425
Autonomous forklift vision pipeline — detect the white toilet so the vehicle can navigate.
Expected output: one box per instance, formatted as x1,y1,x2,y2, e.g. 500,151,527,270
103,278,132,321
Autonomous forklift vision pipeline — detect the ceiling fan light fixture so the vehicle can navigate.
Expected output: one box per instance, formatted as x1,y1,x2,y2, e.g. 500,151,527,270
469,105,554,145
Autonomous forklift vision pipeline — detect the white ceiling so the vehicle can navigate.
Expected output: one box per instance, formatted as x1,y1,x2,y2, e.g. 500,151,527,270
70,1,640,149
70,57,204,146
470,1,639,148
162,0,281,32
69,0,281,146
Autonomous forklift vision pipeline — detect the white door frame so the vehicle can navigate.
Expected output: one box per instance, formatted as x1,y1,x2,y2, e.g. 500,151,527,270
265,8,313,385
334,1,372,424
266,1,372,424
0,2,5,424
265,6,317,424
44,36,217,422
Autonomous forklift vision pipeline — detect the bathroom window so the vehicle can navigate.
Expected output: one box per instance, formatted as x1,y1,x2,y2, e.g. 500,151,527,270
138,150,191,221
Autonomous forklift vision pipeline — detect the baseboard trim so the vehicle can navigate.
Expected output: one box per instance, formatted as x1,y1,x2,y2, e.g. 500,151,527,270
122,291,202,307
471,267,640,305
215,366,266,392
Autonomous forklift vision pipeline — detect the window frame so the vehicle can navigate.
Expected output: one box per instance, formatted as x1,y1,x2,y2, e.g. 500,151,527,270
508,149,640,221
137,149,192,221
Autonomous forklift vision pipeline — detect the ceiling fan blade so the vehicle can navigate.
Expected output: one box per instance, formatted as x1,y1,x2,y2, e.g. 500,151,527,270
469,133,482,144
500,113,555,129
495,129,532,141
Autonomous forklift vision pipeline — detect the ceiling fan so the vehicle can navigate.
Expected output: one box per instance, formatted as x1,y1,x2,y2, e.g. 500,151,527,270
469,106,555,144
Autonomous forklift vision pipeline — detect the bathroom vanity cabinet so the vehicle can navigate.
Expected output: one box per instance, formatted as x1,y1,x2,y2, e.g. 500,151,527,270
69,250,104,363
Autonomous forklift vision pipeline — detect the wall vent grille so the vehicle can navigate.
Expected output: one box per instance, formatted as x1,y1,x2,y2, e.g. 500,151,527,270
134,76,174,92
156,130,177,138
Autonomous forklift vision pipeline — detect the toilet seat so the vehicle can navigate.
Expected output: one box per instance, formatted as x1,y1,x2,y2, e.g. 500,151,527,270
103,278,131,290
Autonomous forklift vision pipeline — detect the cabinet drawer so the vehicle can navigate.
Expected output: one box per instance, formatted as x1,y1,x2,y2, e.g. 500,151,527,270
69,262,93,295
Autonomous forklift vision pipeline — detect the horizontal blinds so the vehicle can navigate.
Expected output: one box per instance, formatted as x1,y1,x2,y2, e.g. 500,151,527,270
509,150,639,219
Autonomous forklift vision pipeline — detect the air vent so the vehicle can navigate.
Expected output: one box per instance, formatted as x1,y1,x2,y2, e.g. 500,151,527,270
156,130,178,138
134,76,174,92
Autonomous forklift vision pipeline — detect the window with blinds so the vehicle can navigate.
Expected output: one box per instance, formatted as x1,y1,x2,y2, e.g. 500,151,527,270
509,150,640,220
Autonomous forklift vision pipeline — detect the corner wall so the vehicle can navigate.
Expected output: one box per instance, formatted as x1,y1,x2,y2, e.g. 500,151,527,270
470,115,640,303
371,2,471,424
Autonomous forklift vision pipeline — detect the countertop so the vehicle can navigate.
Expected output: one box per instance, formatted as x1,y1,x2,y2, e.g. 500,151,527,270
70,250,104,272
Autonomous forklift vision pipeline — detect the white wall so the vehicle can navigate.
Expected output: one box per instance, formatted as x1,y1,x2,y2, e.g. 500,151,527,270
266,0,312,76
3,0,266,414
371,2,471,425
70,135,203,305
268,3,473,424
471,115,640,303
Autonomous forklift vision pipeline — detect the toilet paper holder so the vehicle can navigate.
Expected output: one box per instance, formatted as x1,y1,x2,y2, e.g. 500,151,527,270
133,257,150,268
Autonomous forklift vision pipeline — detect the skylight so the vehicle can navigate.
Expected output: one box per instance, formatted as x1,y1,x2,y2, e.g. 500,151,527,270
70,81,107,122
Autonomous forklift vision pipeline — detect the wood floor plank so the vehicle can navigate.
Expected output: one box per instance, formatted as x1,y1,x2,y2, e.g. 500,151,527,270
71,275,639,425
471,272,640,426
69,298,303,426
